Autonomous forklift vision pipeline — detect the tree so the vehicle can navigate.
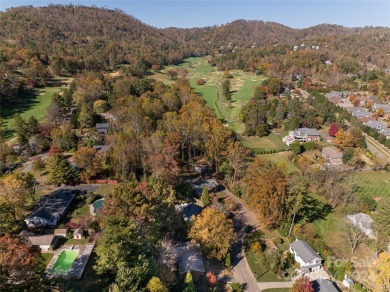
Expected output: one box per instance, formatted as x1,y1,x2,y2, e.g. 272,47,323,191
222,79,231,101
328,123,338,137
183,271,196,292
189,207,235,260
291,141,303,155
14,114,29,146
166,69,178,80
377,107,385,117
200,186,211,207
0,234,43,291
47,153,76,186
289,277,314,292
147,277,168,292
342,147,355,164
224,142,250,186
95,217,155,291
0,174,31,229
343,220,367,253
206,271,217,287
370,252,390,292
373,197,390,252
73,147,103,181
244,157,288,228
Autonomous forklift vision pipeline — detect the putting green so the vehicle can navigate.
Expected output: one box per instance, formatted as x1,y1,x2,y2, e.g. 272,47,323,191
50,250,78,274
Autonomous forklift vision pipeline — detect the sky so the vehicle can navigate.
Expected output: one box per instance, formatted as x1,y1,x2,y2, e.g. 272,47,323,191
0,1,389,29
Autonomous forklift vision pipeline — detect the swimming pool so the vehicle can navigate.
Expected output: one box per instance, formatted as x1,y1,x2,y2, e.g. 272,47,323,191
50,250,78,275
92,199,104,214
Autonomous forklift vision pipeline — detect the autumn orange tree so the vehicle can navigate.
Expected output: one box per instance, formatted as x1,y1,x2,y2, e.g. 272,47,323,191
370,252,390,292
73,146,104,182
289,277,314,292
189,207,235,260
244,157,288,228
0,234,43,290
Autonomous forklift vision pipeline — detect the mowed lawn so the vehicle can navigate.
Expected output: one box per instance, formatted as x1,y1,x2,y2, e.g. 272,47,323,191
3,85,68,141
260,152,298,174
241,133,287,152
246,251,290,282
352,171,390,199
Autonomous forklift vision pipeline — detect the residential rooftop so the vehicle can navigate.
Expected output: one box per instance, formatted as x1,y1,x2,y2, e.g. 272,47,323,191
290,239,323,263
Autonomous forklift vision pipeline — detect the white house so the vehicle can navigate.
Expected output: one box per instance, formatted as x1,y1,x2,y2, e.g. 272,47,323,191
289,239,323,272
283,128,321,146
347,213,375,238
25,189,75,228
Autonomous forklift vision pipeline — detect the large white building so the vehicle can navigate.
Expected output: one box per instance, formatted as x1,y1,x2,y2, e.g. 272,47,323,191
283,128,321,146
289,239,323,272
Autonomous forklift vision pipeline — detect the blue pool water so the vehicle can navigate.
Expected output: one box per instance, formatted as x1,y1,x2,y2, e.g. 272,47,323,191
92,199,104,214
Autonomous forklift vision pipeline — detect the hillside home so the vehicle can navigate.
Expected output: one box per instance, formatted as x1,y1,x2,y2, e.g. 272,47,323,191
347,213,375,238
27,234,58,251
289,239,323,272
25,189,75,228
175,203,203,222
175,242,205,280
283,128,321,146
96,123,110,135
373,103,390,118
321,147,343,165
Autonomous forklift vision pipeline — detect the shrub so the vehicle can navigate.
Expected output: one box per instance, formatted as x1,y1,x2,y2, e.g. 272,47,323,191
302,142,317,151
229,283,243,292
196,79,206,85
225,252,231,268
274,237,284,245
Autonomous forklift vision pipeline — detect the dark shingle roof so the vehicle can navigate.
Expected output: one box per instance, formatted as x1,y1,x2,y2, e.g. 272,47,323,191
96,123,109,129
176,242,205,274
27,189,75,221
175,203,202,221
290,239,323,263
28,234,56,246
312,279,340,292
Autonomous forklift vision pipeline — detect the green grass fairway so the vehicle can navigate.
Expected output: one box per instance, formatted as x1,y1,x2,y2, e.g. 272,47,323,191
260,153,298,174
3,82,69,142
151,56,266,132
50,250,78,274
352,171,390,199
241,133,287,153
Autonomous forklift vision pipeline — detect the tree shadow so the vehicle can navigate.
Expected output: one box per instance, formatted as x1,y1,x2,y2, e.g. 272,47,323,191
299,195,333,223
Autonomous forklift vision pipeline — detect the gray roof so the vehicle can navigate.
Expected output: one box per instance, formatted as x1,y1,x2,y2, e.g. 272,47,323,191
26,189,75,221
93,145,109,153
28,234,56,246
312,279,340,292
176,242,205,274
175,203,203,222
191,179,219,198
74,227,83,236
54,228,68,235
96,123,109,129
352,111,371,118
290,239,323,263
297,128,320,136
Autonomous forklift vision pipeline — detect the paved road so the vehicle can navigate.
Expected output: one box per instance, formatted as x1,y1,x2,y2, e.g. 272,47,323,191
224,189,260,292
364,133,390,162
257,281,294,290
22,153,48,173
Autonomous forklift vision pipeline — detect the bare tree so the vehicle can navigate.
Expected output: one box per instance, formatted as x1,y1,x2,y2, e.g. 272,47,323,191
343,220,367,253
158,236,177,272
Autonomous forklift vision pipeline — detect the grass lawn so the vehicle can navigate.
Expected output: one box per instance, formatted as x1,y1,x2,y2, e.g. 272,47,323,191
64,238,89,245
3,83,69,142
246,251,290,282
41,253,54,272
67,252,101,292
352,171,390,199
241,133,287,153
96,184,117,196
260,152,298,174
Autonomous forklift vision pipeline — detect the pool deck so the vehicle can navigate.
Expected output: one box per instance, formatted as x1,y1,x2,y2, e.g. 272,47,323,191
45,244,95,279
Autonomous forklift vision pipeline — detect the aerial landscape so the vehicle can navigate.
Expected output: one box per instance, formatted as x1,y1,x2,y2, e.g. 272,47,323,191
0,1,390,292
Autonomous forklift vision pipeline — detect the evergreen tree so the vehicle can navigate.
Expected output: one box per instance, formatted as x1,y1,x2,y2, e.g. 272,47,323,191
48,153,76,186
200,186,211,206
14,114,28,146
374,197,390,252
183,271,196,292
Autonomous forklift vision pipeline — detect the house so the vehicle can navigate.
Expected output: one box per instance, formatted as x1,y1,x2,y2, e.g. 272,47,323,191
25,189,76,228
322,147,343,165
365,120,385,131
175,242,205,280
342,277,354,288
347,213,375,238
191,179,219,198
96,123,110,135
27,234,58,251
283,128,321,146
54,228,68,238
93,145,109,155
289,239,323,272
381,128,390,139
73,228,84,239
175,203,202,222
373,103,390,117
312,279,340,292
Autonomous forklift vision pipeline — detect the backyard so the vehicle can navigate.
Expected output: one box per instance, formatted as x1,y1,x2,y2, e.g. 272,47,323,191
352,171,390,199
